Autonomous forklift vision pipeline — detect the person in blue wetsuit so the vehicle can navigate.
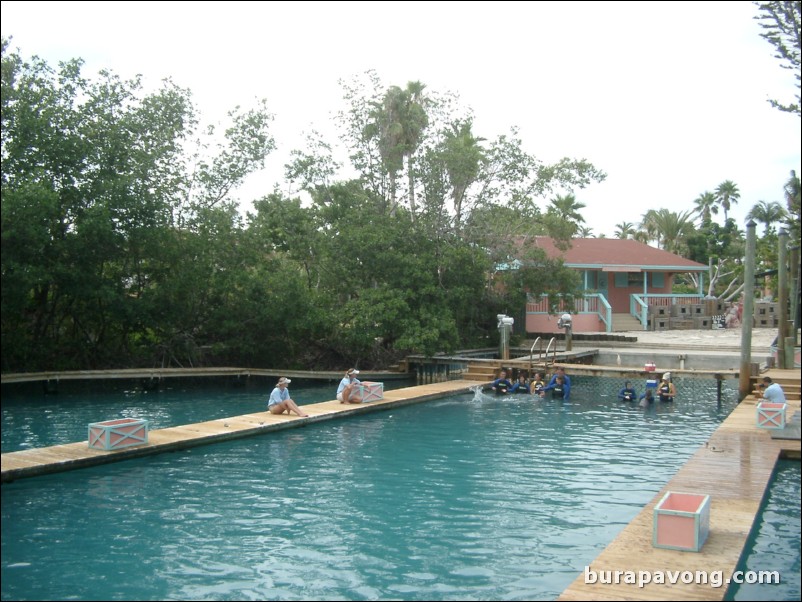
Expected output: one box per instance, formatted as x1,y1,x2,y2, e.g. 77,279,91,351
542,367,571,400
618,381,637,402
540,375,567,399
491,369,513,395
509,373,532,394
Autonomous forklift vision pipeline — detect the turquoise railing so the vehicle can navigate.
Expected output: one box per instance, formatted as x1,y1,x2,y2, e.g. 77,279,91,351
526,293,613,332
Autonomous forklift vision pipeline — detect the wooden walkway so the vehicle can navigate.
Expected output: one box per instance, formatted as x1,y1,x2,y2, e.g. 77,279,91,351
558,368,801,601
0,366,409,385
1,380,485,483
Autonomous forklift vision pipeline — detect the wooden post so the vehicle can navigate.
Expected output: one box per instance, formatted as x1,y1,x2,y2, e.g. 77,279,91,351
790,245,800,344
739,220,756,401
777,229,788,368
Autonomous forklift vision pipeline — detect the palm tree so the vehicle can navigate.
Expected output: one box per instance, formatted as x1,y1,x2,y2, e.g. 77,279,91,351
747,200,788,235
643,208,694,254
715,180,740,222
614,221,636,239
442,119,486,229
400,81,428,219
547,193,586,236
784,169,801,240
639,209,660,247
367,86,405,214
692,191,719,224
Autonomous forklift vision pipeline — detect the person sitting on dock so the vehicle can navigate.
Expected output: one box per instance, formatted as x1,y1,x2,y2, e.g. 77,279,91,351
491,369,513,395
540,375,567,400
657,374,676,403
639,387,655,407
618,381,637,402
759,376,786,402
337,369,363,404
509,373,532,394
268,377,309,417
543,367,571,400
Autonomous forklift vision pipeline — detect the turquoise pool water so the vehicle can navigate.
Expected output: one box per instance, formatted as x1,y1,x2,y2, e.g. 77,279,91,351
1,377,799,600
0,378,415,452
727,459,801,601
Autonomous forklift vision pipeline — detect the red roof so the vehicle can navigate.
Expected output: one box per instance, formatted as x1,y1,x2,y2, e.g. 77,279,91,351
532,237,707,271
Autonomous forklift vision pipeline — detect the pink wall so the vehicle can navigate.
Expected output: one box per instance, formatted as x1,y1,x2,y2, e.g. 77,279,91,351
600,272,675,313
526,313,603,334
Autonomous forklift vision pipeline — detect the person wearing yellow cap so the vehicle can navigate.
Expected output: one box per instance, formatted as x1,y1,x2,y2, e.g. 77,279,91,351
268,377,308,417
337,368,363,404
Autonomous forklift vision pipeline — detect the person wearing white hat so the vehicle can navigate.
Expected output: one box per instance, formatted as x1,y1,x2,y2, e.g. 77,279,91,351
658,373,676,402
268,377,308,417
337,368,363,404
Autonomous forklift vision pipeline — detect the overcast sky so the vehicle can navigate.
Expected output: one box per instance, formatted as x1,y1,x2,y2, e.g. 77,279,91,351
2,0,800,237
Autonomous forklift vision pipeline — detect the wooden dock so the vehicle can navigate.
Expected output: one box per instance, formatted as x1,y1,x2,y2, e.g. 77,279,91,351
1,380,485,483
0,366,409,385
558,368,801,601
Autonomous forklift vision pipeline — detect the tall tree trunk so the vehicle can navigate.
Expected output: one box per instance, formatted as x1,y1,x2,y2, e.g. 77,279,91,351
407,155,416,220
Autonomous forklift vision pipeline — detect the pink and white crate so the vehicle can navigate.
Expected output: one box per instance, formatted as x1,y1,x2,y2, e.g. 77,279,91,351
88,418,149,451
357,381,384,403
653,491,710,552
756,401,787,430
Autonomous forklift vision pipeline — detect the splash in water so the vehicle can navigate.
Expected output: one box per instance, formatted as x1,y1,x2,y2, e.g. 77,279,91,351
469,385,499,403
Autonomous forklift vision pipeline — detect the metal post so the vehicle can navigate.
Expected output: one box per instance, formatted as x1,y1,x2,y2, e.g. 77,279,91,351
739,220,756,400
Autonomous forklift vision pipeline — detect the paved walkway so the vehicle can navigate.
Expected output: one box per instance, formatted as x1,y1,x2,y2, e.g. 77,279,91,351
607,328,779,350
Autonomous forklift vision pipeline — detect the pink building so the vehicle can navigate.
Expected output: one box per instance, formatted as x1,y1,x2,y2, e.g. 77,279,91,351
524,238,708,334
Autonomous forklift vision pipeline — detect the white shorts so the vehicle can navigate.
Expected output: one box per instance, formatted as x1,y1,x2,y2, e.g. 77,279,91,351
337,392,344,402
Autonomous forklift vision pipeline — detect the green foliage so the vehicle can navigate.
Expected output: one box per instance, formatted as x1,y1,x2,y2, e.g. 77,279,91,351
1,47,602,372
754,1,801,116
1,40,274,371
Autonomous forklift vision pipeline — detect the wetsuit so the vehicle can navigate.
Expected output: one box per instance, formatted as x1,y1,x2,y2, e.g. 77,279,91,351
491,378,512,395
509,381,531,394
618,387,637,402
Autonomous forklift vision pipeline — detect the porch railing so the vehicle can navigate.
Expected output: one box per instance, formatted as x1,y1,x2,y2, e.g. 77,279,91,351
526,293,612,332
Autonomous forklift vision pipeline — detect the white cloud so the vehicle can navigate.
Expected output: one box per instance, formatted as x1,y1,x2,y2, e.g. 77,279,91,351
2,0,799,236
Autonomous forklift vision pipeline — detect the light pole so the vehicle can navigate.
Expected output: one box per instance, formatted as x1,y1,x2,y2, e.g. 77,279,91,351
559,313,573,351
497,314,514,361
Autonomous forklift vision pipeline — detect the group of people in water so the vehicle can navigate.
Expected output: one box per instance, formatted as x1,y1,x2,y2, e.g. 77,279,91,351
491,366,572,400
490,366,677,406
618,373,677,406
